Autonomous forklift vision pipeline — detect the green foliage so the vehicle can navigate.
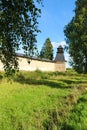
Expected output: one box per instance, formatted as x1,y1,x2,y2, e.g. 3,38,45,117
0,0,42,76
40,38,54,60
64,0,87,73
0,70,87,129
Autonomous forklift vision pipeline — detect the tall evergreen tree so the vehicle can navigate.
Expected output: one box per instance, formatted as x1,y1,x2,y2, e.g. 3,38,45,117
0,0,42,76
40,38,53,60
64,0,87,73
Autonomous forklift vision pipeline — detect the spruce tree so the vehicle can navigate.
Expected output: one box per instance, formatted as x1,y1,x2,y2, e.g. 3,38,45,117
40,38,53,60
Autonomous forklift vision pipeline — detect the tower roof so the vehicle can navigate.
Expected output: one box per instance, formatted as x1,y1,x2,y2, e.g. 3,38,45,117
55,45,65,62
57,45,64,53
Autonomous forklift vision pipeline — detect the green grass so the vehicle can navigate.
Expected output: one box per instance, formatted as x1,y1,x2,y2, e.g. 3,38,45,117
63,92,87,130
0,69,87,130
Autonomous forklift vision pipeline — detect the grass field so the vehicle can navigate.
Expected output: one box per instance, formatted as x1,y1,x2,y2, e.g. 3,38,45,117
0,69,87,130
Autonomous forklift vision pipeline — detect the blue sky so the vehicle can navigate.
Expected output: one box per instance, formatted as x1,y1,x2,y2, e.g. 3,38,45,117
36,0,76,67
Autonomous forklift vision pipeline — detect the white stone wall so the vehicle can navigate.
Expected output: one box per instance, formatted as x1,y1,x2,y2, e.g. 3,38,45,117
0,56,66,72
18,57,55,71
0,61,4,70
55,61,66,72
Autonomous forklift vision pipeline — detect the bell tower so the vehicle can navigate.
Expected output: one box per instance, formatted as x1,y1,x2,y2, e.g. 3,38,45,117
55,45,65,62
54,45,66,71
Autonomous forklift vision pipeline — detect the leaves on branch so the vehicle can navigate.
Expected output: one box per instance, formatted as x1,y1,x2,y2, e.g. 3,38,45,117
0,0,42,76
64,0,87,73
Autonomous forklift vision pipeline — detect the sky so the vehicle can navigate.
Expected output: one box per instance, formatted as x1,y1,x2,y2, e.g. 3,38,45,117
36,0,76,68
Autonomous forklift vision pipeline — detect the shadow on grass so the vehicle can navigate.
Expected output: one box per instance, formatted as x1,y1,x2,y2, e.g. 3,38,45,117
61,124,74,130
61,79,87,85
14,72,87,89
0,75,3,81
14,74,70,89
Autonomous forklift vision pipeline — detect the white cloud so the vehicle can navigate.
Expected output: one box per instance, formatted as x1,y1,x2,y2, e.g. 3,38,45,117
64,52,72,68
51,41,67,48
59,41,66,47
65,53,70,60
51,42,58,48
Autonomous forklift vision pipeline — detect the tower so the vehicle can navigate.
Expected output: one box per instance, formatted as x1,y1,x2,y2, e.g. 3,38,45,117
55,45,65,61
54,45,66,71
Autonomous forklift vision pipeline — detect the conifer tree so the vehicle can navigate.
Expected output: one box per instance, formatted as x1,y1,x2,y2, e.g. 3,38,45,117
40,38,53,60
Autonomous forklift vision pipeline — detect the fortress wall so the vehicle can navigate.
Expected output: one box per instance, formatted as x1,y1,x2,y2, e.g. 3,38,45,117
0,57,66,72
55,61,66,72
18,57,55,71
0,61,4,70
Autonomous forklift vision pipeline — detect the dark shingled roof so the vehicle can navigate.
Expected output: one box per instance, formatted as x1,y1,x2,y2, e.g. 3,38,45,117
54,45,65,62
55,53,65,61
16,53,54,63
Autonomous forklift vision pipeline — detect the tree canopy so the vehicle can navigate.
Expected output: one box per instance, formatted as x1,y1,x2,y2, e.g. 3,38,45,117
64,0,87,73
40,38,54,60
0,0,42,76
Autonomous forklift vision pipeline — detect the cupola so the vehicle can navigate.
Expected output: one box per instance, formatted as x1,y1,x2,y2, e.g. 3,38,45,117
55,45,65,62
